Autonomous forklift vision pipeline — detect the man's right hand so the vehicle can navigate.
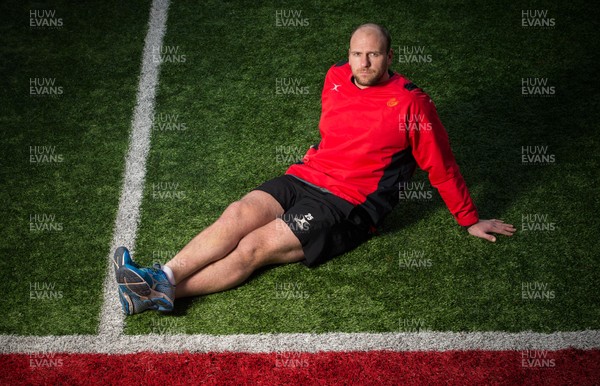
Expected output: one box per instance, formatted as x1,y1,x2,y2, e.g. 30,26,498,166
467,219,516,242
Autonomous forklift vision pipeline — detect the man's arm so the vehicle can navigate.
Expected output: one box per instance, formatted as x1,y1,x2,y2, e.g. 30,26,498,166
406,92,515,241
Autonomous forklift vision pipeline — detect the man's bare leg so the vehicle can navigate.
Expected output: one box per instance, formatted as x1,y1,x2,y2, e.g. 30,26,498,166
174,218,304,298
165,190,284,283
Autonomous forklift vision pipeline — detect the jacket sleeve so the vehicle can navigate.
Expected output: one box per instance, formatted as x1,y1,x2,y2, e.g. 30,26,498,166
406,92,479,227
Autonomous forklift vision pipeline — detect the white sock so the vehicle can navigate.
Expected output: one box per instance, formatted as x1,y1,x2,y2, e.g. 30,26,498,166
161,264,176,286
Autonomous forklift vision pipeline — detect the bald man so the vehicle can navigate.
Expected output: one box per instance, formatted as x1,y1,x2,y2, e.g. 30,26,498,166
113,23,516,315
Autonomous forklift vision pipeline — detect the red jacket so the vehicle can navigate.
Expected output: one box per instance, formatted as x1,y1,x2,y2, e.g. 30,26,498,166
286,61,479,227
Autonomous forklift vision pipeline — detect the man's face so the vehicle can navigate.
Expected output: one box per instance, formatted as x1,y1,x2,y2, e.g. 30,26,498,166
348,28,393,88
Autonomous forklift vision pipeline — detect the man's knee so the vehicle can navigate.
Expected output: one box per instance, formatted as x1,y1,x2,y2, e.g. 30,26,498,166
235,223,304,269
234,233,264,270
218,191,280,225
218,200,247,224
218,198,261,228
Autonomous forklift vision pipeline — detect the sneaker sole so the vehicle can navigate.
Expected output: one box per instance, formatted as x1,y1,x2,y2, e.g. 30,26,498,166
117,266,152,296
117,266,174,312
118,284,160,315
113,247,133,282
118,287,133,315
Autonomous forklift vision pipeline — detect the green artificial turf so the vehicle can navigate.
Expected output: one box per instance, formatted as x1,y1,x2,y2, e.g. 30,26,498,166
126,0,599,334
1,0,598,336
0,0,151,334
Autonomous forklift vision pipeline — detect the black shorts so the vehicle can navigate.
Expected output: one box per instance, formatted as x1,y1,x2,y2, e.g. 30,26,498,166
254,175,373,267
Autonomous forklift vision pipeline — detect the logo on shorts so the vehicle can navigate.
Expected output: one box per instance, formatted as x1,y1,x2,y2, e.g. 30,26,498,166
293,213,313,230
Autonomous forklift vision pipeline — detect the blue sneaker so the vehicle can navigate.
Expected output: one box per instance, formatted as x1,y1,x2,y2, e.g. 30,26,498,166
113,246,136,278
116,262,175,313
117,285,159,315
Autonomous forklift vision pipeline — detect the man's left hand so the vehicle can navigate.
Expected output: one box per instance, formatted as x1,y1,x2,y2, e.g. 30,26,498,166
467,219,516,242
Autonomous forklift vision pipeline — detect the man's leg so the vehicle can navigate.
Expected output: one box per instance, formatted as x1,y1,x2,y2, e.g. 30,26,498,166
165,190,284,284
114,189,283,315
175,218,304,298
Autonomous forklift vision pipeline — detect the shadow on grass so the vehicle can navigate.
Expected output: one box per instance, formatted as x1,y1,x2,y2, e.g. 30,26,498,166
377,63,589,237
169,264,280,316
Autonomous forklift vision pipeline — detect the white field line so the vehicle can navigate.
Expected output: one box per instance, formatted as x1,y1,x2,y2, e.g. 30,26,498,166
1,331,599,354
97,0,170,338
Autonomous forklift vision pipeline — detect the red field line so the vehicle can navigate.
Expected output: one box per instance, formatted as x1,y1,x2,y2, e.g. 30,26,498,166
2,349,599,385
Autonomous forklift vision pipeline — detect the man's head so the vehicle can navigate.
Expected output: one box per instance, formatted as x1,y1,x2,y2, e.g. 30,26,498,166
348,23,393,89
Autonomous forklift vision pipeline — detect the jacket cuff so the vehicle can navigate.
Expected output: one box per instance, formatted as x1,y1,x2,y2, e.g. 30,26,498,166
458,216,479,229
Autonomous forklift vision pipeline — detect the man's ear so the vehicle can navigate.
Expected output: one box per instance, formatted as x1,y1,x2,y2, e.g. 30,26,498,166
387,49,393,66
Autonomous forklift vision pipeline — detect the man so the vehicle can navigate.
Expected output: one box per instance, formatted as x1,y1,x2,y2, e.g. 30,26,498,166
114,23,516,315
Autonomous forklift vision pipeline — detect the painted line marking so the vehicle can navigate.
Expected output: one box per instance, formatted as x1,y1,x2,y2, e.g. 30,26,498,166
97,0,170,338
1,331,599,354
